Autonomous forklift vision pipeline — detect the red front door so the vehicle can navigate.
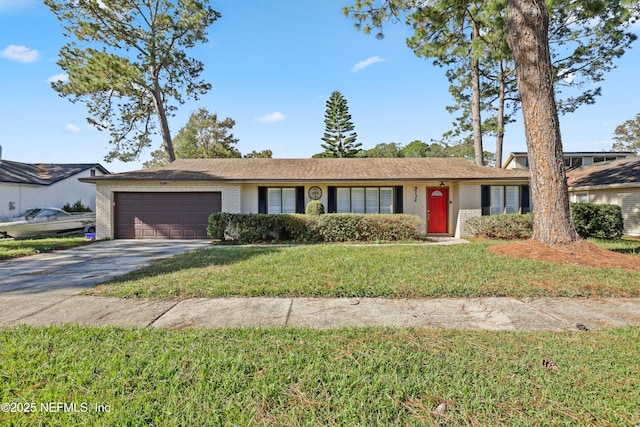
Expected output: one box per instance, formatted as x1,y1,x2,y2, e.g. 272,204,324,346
427,188,448,233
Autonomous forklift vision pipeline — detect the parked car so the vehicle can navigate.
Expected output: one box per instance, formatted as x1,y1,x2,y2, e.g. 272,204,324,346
0,208,95,239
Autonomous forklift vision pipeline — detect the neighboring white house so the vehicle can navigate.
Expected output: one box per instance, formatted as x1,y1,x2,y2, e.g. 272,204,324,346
0,159,110,220
81,158,531,240
567,156,640,237
503,151,633,170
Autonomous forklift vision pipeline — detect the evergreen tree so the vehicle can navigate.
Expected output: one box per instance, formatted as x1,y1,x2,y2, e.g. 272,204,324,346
612,113,640,155
173,108,241,159
320,91,361,158
45,0,221,163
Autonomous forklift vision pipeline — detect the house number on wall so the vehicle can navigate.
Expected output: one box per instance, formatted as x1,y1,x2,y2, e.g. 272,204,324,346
308,186,322,200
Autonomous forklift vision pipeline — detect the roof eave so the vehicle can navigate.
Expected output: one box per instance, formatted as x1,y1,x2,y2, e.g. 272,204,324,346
80,176,530,184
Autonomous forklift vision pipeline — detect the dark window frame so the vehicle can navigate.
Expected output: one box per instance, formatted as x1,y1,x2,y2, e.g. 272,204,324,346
481,184,531,215
258,187,304,214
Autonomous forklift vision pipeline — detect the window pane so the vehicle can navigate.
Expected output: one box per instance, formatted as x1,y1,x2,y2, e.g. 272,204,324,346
281,188,296,213
351,188,365,213
267,188,281,214
505,186,519,214
337,188,351,213
490,186,504,215
365,188,379,213
380,188,393,214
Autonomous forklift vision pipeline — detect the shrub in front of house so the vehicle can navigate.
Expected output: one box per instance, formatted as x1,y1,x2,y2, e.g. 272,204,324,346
278,214,322,243
571,203,623,240
465,203,624,240
207,213,277,242
206,212,233,240
207,213,422,243
301,214,421,242
305,200,325,215
465,213,534,240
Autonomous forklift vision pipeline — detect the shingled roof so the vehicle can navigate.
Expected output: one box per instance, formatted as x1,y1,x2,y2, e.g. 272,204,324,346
0,160,110,185
567,156,640,188
81,158,530,183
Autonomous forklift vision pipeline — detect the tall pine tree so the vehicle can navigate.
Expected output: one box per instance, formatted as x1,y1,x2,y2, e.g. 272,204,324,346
319,91,361,158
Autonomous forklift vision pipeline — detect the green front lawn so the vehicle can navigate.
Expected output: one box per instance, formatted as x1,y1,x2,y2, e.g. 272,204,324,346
1,325,638,426
92,240,640,299
0,235,91,260
592,237,640,255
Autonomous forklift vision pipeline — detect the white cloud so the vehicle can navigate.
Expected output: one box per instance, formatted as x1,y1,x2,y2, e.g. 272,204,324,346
1,45,39,63
0,0,36,12
351,56,386,73
47,73,69,83
65,124,80,133
260,112,285,123
558,68,576,84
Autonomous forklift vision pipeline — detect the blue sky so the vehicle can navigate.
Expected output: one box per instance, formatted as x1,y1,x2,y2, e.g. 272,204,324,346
1,0,639,173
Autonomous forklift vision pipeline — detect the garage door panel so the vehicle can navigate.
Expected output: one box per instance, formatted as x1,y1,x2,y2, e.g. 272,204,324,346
114,192,221,239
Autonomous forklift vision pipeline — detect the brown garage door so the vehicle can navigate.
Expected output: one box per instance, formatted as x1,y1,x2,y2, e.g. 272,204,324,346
114,192,221,239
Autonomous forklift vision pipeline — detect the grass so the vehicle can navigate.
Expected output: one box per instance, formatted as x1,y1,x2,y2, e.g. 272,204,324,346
0,235,91,260
92,240,640,299
591,237,640,255
1,325,638,426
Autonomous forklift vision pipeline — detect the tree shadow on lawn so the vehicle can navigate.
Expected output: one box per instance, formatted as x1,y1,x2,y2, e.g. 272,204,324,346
103,246,282,284
609,247,640,255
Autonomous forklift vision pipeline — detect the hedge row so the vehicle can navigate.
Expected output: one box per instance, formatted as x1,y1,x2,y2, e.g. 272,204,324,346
465,213,534,240
208,213,422,243
571,203,624,240
464,203,624,240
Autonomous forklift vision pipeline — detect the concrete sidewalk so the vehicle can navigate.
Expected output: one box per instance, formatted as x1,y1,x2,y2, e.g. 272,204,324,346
2,295,639,331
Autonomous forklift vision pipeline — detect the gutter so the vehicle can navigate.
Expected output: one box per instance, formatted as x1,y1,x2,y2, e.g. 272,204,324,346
568,182,640,191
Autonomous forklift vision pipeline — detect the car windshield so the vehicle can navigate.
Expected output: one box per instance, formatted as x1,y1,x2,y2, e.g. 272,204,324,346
23,208,42,220
37,209,70,218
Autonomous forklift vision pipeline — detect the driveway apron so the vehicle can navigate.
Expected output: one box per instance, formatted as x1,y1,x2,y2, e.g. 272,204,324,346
0,240,211,326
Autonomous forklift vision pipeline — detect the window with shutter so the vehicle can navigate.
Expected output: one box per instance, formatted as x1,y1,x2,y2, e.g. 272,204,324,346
266,188,297,214
333,187,395,214
483,185,530,215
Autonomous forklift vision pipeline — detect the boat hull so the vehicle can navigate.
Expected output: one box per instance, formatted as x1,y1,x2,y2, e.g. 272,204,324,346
0,215,95,239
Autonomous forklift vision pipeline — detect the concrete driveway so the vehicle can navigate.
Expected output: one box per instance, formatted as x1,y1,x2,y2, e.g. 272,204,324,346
0,239,212,296
0,240,211,327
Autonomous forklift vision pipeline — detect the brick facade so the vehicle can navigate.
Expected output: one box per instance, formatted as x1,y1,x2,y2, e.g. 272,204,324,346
95,183,241,239
455,183,482,238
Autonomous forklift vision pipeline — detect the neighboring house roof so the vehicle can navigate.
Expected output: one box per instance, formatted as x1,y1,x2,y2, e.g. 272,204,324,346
0,160,110,185
503,151,634,168
567,156,640,188
81,158,530,183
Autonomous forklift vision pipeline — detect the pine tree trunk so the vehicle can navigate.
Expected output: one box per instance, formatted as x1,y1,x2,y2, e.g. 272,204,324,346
151,74,176,162
506,0,578,244
471,22,484,167
495,61,505,169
